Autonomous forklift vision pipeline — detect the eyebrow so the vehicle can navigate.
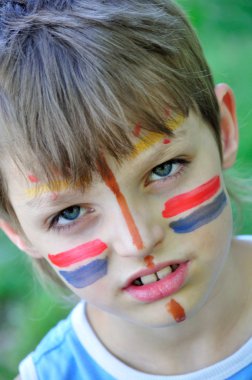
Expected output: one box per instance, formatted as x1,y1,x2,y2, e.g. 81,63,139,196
130,131,164,158
25,179,70,198
25,187,83,210
130,114,185,159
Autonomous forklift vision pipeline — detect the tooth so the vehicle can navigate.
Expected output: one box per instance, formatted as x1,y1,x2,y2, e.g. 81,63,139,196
141,273,157,285
157,266,172,279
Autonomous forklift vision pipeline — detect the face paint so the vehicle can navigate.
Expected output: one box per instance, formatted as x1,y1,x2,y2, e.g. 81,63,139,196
170,191,227,234
48,239,108,268
144,255,155,269
133,122,142,137
98,158,144,250
163,138,171,145
164,107,171,117
130,131,164,158
165,114,184,131
59,259,108,288
166,299,186,323
162,176,221,218
28,174,39,183
26,179,70,197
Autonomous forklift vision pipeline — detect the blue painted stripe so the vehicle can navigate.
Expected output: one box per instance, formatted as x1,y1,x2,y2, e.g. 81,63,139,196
169,191,227,234
59,259,108,288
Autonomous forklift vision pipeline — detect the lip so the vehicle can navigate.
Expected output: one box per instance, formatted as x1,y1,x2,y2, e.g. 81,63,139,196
123,261,189,302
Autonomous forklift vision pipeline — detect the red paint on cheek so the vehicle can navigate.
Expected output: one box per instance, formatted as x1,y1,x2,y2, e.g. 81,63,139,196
48,239,108,267
166,299,186,323
144,255,155,269
163,138,171,145
133,122,142,137
162,176,221,218
98,158,144,251
28,175,39,183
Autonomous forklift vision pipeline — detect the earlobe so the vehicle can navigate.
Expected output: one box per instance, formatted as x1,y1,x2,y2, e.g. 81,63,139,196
215,83,239,169
0,219,42,258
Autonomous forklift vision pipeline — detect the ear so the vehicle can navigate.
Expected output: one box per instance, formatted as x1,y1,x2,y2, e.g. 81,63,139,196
215,83,239,169
0,219,42,258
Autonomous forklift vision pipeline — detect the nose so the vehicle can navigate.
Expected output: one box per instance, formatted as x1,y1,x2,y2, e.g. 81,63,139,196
98,156,165,257
108,201,165,258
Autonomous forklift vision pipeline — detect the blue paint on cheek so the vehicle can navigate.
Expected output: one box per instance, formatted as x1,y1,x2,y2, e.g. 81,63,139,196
169,191,227,233
59,258,108,288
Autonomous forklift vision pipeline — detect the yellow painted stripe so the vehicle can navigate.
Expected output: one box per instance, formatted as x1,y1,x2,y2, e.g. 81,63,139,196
165,114,184,131
26,180,70,197
131,114,184,158
130,131,163,158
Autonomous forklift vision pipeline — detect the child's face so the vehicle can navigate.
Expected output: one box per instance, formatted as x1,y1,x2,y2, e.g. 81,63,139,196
4,110,235,326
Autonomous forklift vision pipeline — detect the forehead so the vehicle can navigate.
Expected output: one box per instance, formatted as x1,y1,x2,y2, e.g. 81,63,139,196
4,111,211,203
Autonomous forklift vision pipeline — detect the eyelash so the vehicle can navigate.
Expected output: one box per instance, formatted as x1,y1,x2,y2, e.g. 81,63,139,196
146,158,189,186
49,206,94,233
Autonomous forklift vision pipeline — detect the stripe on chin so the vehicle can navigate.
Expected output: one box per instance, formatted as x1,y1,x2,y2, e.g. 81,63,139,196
59,259,108,288
169,191,227,233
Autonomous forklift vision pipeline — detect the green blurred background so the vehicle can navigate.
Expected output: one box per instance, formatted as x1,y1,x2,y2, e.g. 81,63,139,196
0,1,252,379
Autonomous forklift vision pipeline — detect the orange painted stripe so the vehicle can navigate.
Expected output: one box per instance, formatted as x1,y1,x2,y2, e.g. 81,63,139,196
166,299,186,323
98,159,144,250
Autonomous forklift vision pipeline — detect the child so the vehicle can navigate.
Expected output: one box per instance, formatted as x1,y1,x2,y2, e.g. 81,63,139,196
0,0,251,379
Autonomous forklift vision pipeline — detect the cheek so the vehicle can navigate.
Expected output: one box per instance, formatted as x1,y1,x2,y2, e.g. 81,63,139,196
59,259,108,289
48,239,108,289
48,239,107,267
161,176,227,234
169,191,227,234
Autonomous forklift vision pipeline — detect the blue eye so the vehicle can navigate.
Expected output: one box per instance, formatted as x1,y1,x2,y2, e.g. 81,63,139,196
53,205,86,228
61,206,81,221
148,159,188,183
153,162,173,177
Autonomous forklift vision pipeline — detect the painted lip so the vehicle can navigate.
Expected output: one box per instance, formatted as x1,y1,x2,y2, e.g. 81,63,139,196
123,261,189,302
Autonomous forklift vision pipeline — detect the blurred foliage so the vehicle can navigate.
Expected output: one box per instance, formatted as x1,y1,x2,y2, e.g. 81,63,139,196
0,1,252,379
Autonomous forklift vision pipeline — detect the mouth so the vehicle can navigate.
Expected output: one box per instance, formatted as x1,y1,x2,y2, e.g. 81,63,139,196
123,261,189,302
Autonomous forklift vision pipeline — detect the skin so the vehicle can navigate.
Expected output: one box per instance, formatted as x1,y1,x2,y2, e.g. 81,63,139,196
2,85,252,375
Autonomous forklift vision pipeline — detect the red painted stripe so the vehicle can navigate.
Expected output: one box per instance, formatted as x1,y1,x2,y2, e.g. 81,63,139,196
28,175,39,183
162,176,220,218
133,122,142,137
98,158,144,250
48,239,107,268
163,138,171,145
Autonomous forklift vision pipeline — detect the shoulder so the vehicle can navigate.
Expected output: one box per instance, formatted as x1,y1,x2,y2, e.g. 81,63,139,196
32,307,78,364
19,304,88,379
